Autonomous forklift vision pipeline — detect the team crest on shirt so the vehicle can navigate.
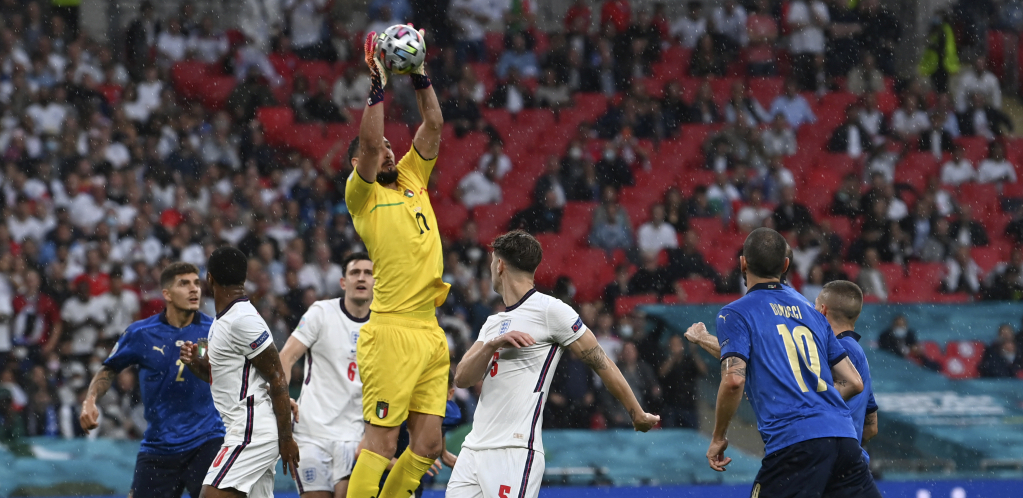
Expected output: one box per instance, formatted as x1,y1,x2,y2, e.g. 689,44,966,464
107,343,119,359
404,189,414,198
376,401,389,419
351,330,360,353
304,468,316,482
498,320,511,335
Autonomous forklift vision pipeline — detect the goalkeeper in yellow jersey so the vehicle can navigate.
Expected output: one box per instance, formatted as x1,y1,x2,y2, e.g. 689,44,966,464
343,25,450,498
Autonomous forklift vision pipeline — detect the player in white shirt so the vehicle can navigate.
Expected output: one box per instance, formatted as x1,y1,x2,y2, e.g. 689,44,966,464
278,253,373,498
448,231,660,498
180,247,299,498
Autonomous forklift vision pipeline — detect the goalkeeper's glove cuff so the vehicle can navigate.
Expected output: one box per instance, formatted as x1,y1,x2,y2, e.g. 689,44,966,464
410,73,432,90
367,81,385,106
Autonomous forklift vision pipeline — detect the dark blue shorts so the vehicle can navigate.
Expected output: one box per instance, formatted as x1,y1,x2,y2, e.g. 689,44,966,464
130,437,224,498
752,437,880,498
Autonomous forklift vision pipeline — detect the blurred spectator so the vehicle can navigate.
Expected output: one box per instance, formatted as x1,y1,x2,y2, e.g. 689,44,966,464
602,264,632,309
188,17,230,64
711,0,748,58
451,0,502,62
662,187,689,234
802,265,826,302
858,93,886,141
477,139,512,180
12,270,62,354
918,113,956,158
918,13,959,93
919,217,954,262
442,81,489,137
772,186,814,232
332,67,372,111
769,79,816,130
879,314,917,357
589,187,634,254
944,245,981,294
667,230,720,282
786,0,829,91
307,77,351,121
847,52,885,95
594,141,635,189
636,203,678,256
857,248,888,301
628,252,671,296
827,105,871,157
601,342,658,428
92,269,140,340
979,325,1020,377
62,279,104,358
658,335,706,429
496,33,539,79
1006,207,1023,246
125,1,158,75
688,34,726,77
761,115,797,157
298,244,344,297
507,190,563,234
457,160,502,209
545,350,594,428
687,81,721,124
736,189,771,233
670,1,707,49
941,146,976,186
156,19,188,69
600,0,632,33
532,156,567,208
486,69,534,114
958,93,1014,140
563,0,592,32
745,0,778,76
724,81,770,127
977,141,1018,184
858,0,899,75
824,0,863,78
890,94,929,142
285,0,332,60
954,56,1001,113
536,69,572,111
985,248,1023,300
949,206,989,247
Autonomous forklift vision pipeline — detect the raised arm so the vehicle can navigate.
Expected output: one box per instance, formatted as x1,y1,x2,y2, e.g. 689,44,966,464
410,28,443,160
685,322,722,359
355,32,389,184
708,356,746,471
250,345,300,476
454,330,536,388
568,330,659,431
278,335,310,385
830,357,864,401
80,366,117,433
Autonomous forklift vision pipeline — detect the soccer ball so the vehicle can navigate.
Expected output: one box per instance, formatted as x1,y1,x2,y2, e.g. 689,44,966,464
377,24,426,75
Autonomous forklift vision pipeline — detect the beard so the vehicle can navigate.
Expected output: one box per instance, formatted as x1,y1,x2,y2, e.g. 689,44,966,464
377,169,398,185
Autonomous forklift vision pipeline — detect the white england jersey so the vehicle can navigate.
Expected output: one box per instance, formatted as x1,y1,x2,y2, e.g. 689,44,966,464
291,298,367,442
462,290,586,454
208,298,278,445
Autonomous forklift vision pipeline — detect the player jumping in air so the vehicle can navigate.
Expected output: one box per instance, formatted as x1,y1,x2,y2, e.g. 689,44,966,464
343,26,449,498
448,230,659,498
81,262,225,498
279,253,374,498
689,228,880,498
180,247,300,497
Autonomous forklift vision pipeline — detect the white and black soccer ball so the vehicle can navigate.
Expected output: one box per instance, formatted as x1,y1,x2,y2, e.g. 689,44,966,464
377,24,426,75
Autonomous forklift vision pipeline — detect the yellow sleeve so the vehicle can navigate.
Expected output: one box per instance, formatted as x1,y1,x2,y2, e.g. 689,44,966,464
345,170,376,217
397,145,438,188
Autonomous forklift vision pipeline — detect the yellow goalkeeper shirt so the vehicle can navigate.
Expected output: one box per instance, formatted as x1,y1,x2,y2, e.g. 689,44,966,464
345,146,450,316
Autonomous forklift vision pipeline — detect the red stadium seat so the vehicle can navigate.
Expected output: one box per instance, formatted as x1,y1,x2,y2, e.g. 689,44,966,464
676,278,717,303
296,61,336,87
562,202,597,244
972,246,1005,275
199,76,236,110
947,339,986,360
474,203,520,244
435,200,469,239
942,356,979,379
749,77,783,107
956,137,990,163
615,294,659,316
920,341,946,364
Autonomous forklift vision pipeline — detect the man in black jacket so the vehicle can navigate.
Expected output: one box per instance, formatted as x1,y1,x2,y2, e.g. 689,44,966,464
948,205,990,247
772,185,815,232
979,325,1021,377
827,105,871,156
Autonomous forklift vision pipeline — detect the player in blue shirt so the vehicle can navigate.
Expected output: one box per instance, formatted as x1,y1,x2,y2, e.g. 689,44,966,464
814,280,880,465
697,228,880,498
80,262,225,498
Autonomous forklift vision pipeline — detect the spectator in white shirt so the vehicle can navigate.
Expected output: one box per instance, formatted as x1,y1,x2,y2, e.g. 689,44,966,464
954,56,1001,113
890,93,930,141
477,140,512,179
62,280,106,356
856,248,888,301
25,88,67,135
786,0,829,90
457,160,502,209
297,243,345,296
941,146,976,186
736,189,772,233
156,19,189,68
7,197,47,243
332,66,372,109
451,0,504,62
92,269,140,340
187,17,229,63
712,0,748,52
977,141,1018,184
285,0,330,59
944,245,982,294
637,203,679,256
761,114,797,157
136,66,163,113
670,1,707,49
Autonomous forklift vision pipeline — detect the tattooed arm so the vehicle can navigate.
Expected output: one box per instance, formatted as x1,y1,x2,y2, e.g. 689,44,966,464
862,412,878,442
708,356,747,471
80,366,117,434
568,330,660,431
830,357,863,401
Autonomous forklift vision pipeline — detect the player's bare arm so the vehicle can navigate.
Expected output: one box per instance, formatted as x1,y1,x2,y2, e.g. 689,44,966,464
179,341,211,383
80,366,116,433
568,330,659,432
830,357,864,401
454,330,536,388
249,344,300,476
409,29,443,160
685,322,721,358
277,336,309,386
863,412,879,442
709,356,747,472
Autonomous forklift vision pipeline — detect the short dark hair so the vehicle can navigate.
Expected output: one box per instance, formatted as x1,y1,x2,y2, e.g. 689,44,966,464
780,244,794,284
819,280,864,324
207,247,248,286
160,262,200,288
742,227,788,279
347,136,360,169
341,252,371,276
492,230,543,274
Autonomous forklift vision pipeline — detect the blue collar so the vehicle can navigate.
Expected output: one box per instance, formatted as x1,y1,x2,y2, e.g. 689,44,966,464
158,309,197,328
748,282,785,292
836,331,861,342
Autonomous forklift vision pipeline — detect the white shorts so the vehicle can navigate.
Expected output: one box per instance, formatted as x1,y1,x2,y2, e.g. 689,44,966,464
446,447,545,498
294,435,359,493
203,439,278,497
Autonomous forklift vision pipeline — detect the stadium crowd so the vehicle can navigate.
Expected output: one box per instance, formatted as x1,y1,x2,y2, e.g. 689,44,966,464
0,0,1022,445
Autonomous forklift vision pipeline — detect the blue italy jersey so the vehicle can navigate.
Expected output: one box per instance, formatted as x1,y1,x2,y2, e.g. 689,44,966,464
716,282,857,455
104,311,226,455
837,331,877,463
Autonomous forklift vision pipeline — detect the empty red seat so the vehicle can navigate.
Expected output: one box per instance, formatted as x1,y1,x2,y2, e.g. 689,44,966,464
474,203,520,243
296,61,335,86
257,107,294,134
920,340,945,364
676,278,716,303
749,77,783,107
956,137,990,163
615,294,659,316
908,261,946,289
972,246,1005,275
562,202,597,244
199,76,236,110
